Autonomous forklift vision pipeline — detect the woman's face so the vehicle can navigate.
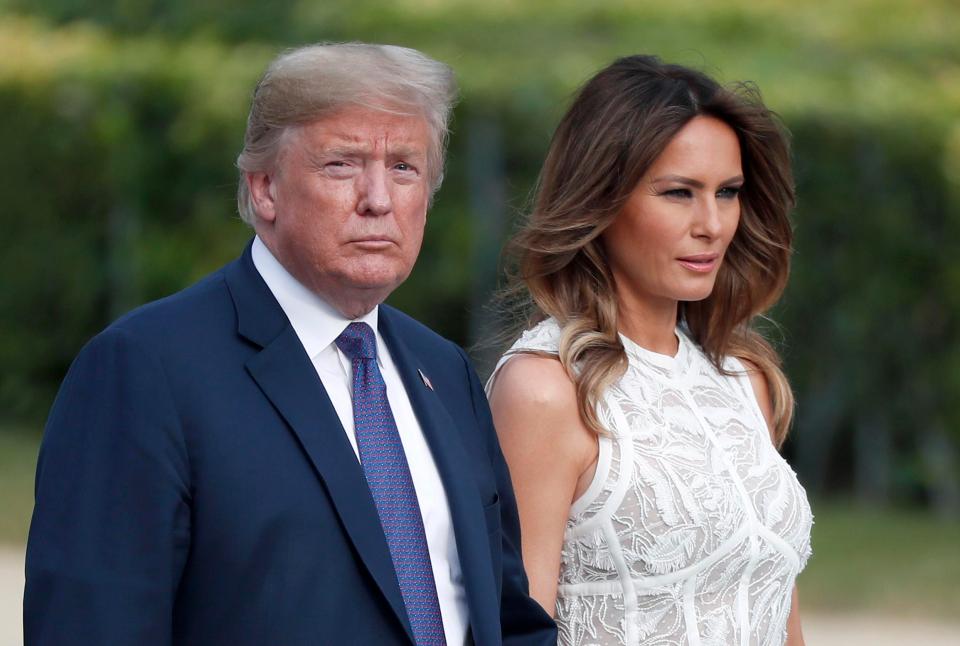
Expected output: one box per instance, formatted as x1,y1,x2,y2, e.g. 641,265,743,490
602,115,743,318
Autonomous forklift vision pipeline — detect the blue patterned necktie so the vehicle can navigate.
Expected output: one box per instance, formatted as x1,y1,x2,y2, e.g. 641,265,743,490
335,322,446,646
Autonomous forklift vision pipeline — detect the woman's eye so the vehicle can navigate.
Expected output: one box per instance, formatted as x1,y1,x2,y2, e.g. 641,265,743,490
663,188,693,199
718,186,742,199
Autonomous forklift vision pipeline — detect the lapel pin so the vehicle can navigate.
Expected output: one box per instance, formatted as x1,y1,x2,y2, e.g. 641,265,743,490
418,368,434,391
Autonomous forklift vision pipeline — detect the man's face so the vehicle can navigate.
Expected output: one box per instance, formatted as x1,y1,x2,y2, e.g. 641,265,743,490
251,106,432,317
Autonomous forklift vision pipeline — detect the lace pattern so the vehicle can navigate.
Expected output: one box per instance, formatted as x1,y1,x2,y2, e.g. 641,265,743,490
489,318,813,645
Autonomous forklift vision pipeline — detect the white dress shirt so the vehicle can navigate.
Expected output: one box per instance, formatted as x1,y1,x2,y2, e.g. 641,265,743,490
252,237,468,644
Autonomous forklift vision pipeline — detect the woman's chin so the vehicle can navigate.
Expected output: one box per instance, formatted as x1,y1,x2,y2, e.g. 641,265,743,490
678,285,719,303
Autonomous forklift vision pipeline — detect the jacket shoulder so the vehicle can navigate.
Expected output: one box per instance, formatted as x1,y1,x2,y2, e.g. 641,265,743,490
107,266,233,342
380,303,462,359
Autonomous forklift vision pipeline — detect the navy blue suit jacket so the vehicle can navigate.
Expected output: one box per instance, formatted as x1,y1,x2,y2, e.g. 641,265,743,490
25,243,556,645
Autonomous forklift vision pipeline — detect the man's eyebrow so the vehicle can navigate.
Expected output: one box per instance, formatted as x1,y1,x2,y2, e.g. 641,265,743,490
387,145,427,160
303,144,370,169
317,144,370,157
309,143,426,159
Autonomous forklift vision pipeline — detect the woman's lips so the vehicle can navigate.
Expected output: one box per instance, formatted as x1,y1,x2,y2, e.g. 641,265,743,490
677,253,720,273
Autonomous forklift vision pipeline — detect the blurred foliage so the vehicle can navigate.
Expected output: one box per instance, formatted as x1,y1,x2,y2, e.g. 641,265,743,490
800,501,960,618
0,1,959,508
0,427,39,544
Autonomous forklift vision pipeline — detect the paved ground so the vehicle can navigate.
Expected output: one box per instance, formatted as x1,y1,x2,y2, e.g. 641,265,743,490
2,547,23,646
2,546,958,645
803,613,960,644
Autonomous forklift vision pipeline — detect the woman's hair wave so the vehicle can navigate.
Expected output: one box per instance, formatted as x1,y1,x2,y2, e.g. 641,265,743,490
504,55,796,446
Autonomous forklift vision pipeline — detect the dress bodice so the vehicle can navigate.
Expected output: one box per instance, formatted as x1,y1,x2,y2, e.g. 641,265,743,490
489,318,813,646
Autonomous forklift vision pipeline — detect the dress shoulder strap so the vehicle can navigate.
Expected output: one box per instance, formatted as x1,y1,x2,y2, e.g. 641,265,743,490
484,317,562,395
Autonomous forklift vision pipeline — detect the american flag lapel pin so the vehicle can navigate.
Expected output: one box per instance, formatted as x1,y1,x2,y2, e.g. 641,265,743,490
418,368,434,391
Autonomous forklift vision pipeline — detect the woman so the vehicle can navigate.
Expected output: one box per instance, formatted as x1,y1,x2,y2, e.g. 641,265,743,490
487,55,813,645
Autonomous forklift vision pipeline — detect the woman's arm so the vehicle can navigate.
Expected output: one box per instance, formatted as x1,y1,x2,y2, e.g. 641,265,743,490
745,362,806,646
488,354,599,615
785,585,805,645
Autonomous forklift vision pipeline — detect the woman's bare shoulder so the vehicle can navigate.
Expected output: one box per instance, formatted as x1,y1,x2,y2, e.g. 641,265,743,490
489,352,594,465
490,352,578,412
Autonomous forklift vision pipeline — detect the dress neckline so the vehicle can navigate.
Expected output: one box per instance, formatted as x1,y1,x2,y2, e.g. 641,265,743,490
618,327,691,377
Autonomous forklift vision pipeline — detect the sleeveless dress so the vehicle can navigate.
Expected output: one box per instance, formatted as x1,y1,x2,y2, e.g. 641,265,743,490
488,318,813,646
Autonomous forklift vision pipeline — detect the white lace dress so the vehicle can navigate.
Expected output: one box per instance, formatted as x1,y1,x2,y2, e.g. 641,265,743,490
489,318,813,646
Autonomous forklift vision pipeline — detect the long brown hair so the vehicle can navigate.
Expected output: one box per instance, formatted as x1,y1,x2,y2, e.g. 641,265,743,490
505,55,796,446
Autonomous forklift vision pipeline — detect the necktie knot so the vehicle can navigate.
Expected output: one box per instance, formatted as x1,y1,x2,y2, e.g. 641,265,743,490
335,322,377,362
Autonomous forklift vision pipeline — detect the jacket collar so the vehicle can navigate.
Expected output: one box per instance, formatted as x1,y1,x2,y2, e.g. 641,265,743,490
225,240,500,644
225,240,416,643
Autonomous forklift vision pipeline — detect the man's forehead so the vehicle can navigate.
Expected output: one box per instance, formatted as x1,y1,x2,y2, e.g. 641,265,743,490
301,110,429,150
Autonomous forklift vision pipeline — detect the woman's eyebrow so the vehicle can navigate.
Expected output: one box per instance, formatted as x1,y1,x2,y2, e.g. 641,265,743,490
651,174,745,187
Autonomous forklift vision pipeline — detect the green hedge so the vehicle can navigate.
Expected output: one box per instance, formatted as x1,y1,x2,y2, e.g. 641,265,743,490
1,6,958,506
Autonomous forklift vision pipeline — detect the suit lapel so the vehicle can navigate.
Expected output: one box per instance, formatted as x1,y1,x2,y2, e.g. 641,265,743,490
225,245,415,644
379,310,500,641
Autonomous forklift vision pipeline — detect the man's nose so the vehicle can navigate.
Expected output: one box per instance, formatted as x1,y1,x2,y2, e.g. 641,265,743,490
356,164,393,216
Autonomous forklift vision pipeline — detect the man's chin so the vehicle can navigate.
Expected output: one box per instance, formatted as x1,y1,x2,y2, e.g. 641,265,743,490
347,271,408,294
337,272,409,305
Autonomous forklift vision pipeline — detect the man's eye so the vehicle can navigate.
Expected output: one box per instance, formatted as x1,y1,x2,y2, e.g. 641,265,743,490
394,162,415,172
323,161,356,177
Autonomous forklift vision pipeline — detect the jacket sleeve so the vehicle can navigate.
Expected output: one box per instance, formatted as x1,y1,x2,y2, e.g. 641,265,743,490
24,326,191,645
457,347,558,646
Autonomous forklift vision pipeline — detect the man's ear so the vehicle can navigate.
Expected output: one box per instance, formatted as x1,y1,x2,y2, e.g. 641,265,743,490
247,171,278,223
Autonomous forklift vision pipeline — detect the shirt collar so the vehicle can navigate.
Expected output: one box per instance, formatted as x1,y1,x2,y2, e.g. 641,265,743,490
251,236,379,359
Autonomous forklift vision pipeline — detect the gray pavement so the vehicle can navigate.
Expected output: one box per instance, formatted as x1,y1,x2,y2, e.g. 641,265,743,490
1,547,22,646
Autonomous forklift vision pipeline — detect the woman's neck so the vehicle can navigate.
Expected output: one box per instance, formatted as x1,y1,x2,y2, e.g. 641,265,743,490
616,297,680,357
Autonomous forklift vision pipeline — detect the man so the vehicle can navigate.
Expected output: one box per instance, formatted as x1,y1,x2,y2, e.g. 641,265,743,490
24,43,556,645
